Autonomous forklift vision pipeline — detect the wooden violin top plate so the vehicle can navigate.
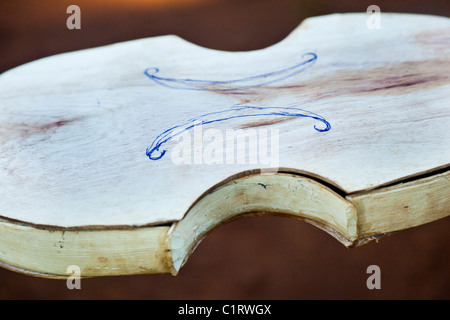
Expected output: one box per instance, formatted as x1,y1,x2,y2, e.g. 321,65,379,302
0,13,449,278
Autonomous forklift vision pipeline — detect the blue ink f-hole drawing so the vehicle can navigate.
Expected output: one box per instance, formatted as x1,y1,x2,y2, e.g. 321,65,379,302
146,105,331,161
144,52,317,92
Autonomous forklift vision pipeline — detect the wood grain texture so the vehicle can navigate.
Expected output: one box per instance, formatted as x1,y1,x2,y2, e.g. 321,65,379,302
0,12,449,277
169,173,358,274
348,170,450,239
0,219,172,278
0,13,448,228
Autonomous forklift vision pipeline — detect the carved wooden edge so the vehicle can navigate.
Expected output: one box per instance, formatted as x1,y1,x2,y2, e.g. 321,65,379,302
167,173,357,275
347,169,450,238
0,169,448,278
0,221,172,278
167,169,449,275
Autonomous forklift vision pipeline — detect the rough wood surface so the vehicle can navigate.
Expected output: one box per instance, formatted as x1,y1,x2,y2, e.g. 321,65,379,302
169,173,358,274
348,170,450,239
0,220,172,278
0,13,448,277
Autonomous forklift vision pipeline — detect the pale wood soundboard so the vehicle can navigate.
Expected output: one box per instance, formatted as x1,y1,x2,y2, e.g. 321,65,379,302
0,13,448,278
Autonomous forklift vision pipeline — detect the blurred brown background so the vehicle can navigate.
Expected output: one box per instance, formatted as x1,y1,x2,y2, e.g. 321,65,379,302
0,0,449,299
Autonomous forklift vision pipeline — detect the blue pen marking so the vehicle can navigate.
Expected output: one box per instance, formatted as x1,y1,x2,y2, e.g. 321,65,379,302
144,52,317,91
146,105,331,160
